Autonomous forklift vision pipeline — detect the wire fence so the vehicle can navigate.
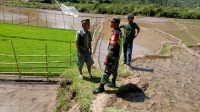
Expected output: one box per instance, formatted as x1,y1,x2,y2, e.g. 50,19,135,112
0,6,105,31
0,41,76,80
0,2,106,79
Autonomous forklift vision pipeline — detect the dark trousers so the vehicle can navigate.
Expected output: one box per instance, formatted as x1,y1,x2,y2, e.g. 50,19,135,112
123,42,133,64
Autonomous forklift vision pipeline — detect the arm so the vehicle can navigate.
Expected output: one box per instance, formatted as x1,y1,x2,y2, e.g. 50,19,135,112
89,32,92,54
135,24,140,37
76,32,82,57
119,25,125,38
119,25,125,29
76,43,82,56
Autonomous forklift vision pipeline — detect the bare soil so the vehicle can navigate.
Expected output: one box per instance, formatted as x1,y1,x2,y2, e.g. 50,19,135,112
0,79,58,112
112,44,200,112
92,16,200,112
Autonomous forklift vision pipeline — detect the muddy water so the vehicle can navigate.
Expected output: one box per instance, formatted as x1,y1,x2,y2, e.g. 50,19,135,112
0,6,105,30
94,38,150,68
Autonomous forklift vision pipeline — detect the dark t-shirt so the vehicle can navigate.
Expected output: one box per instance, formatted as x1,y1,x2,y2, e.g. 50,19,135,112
120,22,140,42
76,30,92,52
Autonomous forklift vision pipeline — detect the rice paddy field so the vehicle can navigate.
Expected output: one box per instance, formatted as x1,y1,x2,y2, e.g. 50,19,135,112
0,23,76,74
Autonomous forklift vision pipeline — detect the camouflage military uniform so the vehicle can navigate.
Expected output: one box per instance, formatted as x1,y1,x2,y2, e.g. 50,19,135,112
93,17,121,94
100,28,121,85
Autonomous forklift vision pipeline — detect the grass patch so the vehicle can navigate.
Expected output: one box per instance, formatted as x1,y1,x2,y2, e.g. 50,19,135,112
0,23,76,73
104,107,130,112
53,66,102,112
53,61,132,112
1,0,59,10
173,19,200,45
158,43,172,56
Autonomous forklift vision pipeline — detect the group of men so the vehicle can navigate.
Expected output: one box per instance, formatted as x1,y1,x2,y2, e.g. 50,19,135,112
75,14,140,94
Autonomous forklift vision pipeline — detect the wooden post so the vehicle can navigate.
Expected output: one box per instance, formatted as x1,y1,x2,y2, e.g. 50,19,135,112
46,14,48,27
55,13,57,28
96,17,97,28
72,15,74,27
11,9,13,24
63,13,65,29
11,41,21,79
19,8,22,24
37,13,39,27
45,44,48,80
3,7,5,23
98,35,103,68
69,40,72,67
28,10,29,26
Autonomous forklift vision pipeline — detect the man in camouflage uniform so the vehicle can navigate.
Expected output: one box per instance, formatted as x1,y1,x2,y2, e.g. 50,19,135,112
93,17,122,94
120,14,140,66
76,19,94,78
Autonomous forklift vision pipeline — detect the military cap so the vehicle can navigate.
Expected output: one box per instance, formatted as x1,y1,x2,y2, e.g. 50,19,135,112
111,17,121,24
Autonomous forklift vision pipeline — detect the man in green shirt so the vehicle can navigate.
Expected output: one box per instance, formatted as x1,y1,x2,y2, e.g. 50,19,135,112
120,14,140,66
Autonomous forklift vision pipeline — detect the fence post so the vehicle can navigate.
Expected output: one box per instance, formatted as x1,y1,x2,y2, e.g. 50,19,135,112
46,14,48,27
3,7,5,23
20,8,21,24
28,9,29,26
45,44,49,80
37,13,39,27
11,41,21,79
72,15,74,27
69,40,72,67
96,17,97,28
98,34,103,68
63,13,65,29
11,9,13,24
55,13,57,28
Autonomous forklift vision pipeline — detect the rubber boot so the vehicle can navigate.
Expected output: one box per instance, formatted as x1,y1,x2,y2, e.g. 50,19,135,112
107,78,116,88
93,83,105,94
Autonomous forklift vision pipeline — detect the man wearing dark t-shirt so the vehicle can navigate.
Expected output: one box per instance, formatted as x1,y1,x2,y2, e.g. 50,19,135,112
120,14,140,66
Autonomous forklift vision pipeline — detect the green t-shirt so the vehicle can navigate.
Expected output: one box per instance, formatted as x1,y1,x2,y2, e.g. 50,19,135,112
120,22,140,42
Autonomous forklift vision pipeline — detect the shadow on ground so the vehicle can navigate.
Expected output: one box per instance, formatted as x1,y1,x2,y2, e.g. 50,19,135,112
83,76,101,83
130,66,154,73
104,83,149,103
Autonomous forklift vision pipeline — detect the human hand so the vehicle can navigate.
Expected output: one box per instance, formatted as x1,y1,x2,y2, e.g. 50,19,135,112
122,35,124,38
104,57,108,65
78,52,82,57
89,51,92,55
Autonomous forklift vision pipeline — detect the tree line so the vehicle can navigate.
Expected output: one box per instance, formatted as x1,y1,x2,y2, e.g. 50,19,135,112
64,2,200,19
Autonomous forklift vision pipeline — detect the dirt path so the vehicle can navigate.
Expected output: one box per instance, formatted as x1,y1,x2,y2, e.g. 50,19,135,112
0,80,58,112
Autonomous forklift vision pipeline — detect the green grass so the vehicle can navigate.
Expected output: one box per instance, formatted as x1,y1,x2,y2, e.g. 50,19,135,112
0,23,76,74
1,0,59,10
158,43,172,56
53,61,131,112
104,107,131,112
54,67,103,112
174,19,200,45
